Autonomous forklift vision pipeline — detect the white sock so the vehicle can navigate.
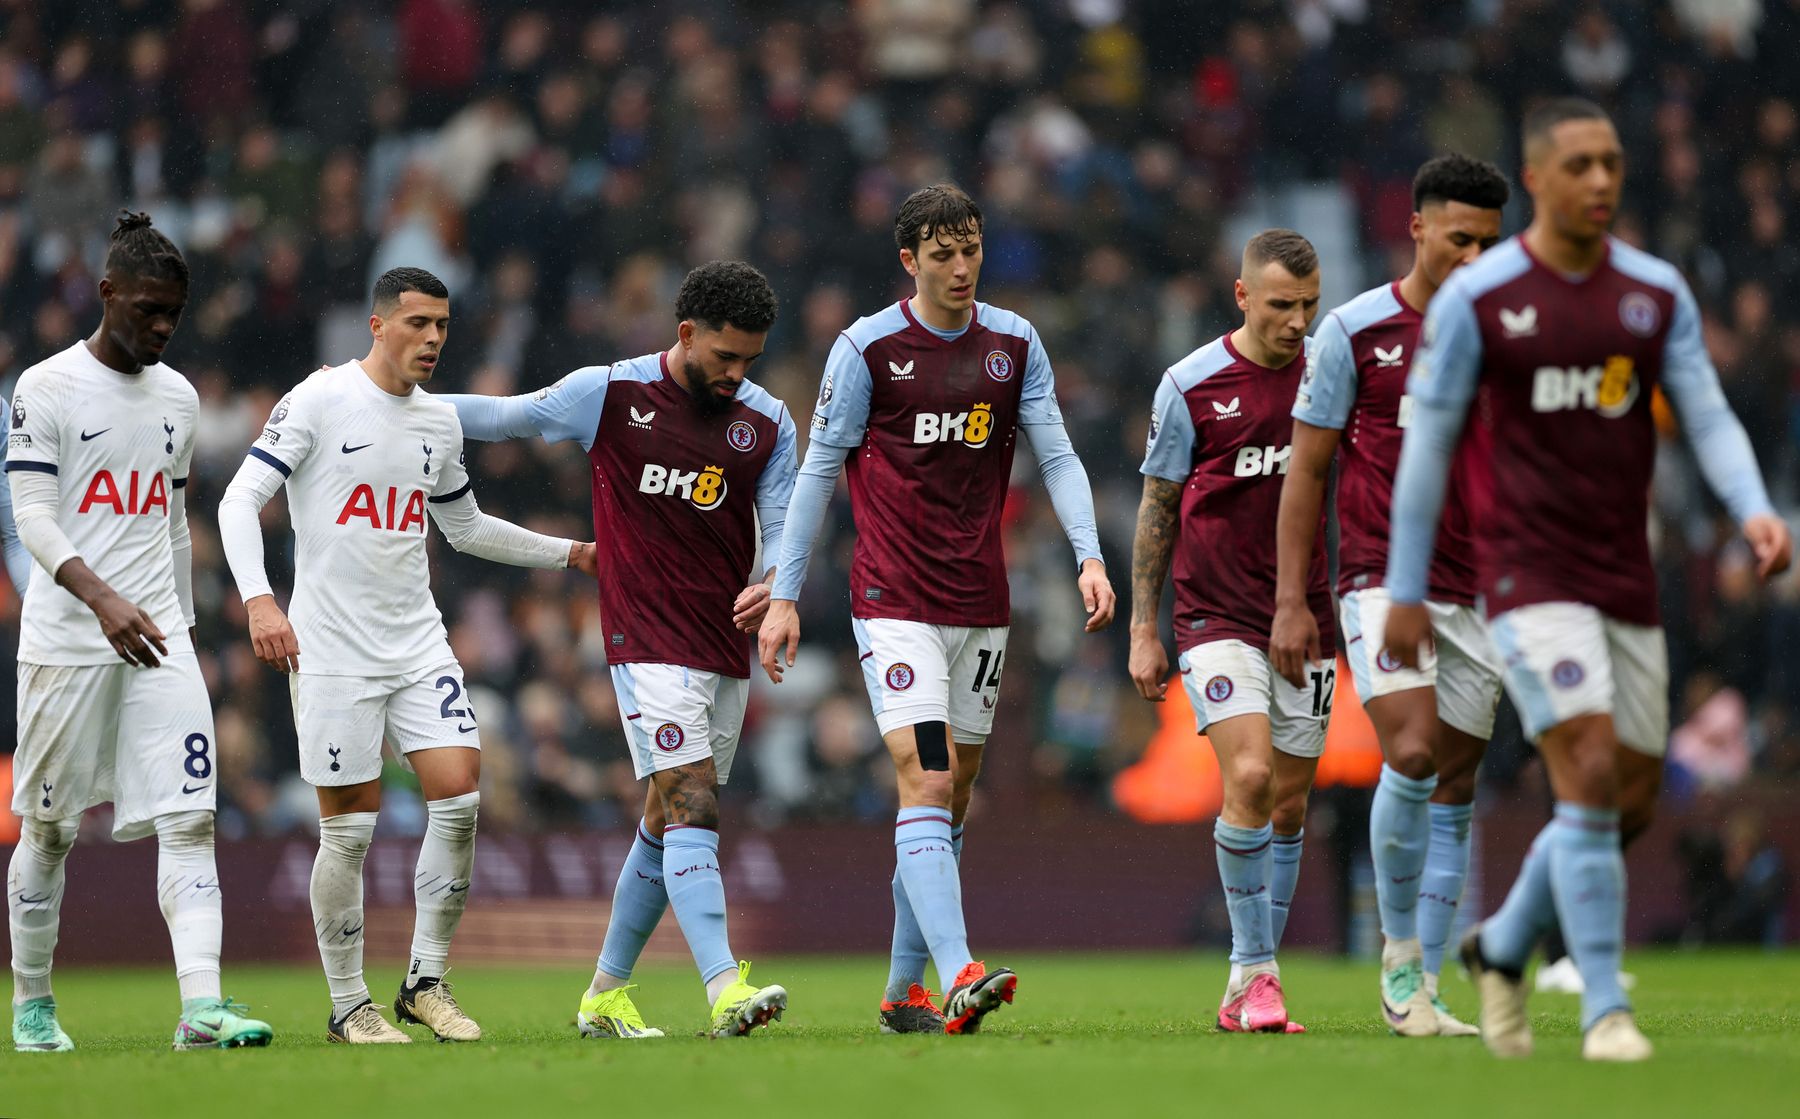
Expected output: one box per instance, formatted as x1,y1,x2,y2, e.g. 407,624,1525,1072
155,811,223,1003
9,817,77,1005
408,792,479,986
314,812,377,1016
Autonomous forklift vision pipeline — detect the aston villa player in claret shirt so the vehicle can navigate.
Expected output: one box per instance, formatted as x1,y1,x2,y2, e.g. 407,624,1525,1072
1130,229,1333,1035
760,184,1115,1035
1385,99,1791,1062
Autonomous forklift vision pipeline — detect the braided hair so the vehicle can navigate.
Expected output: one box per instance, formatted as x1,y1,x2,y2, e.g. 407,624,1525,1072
105,210,189,287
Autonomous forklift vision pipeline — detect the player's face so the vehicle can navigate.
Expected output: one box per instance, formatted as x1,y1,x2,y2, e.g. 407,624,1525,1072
100,273,186,368
1413,201,1504,289
902,227,982,317
680,321,766,415
372,291,451,385
1526,118,1624,244
1235,262,1320,362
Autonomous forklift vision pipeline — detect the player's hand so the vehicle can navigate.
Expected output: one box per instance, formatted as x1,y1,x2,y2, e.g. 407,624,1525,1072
758,599,801,683
1077,559,1115,632
245,594,300,673
567,541,597,577
1383,601,1433,670
1744,514,1793,580
733,583,773,632
1268,600,1321,688
1128,625,1170,702
92,590,168,668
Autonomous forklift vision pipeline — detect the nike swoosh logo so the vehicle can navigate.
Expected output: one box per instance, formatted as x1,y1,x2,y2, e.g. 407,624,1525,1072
80,428,111,441
342,924,364,938
1383,999,1410,1025
182,782,208,794
341,442,372,454
456,722,477,733
447,883,469,895
17,893,50,905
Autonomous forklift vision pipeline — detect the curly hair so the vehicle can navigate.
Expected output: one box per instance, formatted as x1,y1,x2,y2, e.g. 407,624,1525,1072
675,260,778,334
1413,153,1511,212
105,210,188,287
893,183,983,254
372,266,449,314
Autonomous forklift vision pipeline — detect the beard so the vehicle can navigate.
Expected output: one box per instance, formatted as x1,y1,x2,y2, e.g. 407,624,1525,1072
682,357,738,416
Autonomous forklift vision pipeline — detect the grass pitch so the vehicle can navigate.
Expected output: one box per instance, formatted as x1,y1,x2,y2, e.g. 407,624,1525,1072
1,950,1794,1117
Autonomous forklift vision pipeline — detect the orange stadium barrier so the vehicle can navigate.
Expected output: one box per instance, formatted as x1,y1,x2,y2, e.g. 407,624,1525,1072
1,756,16,844
1112,654,1382,824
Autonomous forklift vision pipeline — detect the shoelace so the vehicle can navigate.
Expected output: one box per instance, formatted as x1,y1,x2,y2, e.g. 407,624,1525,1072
348,1003,395,1035
591,985,651,1029
897,985,943,1011
1386,962,1423,1003
17,1002,57,1036
197,997,256,1020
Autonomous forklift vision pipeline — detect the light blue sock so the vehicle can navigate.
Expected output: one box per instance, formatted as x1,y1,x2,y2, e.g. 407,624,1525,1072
1270,830,1304,947
662,826,735,989
1479,821,1557,971
1371,764,1438,942
596,821,668,980
1215,820,1275,966
1419,802,1474,976
886,825,963,1001
1548,803,1630,1030
893,808,971,988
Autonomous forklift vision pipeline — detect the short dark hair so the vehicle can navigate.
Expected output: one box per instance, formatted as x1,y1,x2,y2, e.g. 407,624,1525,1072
675,260,778,334
1242,228,1318,278
893,183,983,254
105,210,188,287
1413,153,1511,212
372,267,449,314
1522,97,1612,159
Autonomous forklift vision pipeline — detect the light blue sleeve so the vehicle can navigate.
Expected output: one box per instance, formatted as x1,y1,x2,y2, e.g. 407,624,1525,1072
1018,327,1065,425
756,408,800,571
1384,284,1484,602
1139,373,1196,483
440,365,613,451
770,439,850,601
1291,313,1358,428
0,453,30,596
1660,281,1777,523
1021,420,1102,568
811,336,874,448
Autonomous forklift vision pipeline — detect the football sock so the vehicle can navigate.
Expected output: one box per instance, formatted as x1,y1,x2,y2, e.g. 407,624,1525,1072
154,811,222,1003
1270,828,1304,947
1371,764,1437,942
8,817,76,1005
1548,803,1629,1030
886,823,963,1000
1215,820,1275,967
1419,802,1475,976
593,820,668,994
662,826,736,998
1479,820,1556,972
313,812,377,1016
893,807,972,988
408,791,479,986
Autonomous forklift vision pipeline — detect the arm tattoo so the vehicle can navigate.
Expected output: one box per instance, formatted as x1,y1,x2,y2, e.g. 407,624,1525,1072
1131,477,1182,629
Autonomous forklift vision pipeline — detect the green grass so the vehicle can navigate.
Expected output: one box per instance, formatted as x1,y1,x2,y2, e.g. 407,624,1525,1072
2,951,1796,1117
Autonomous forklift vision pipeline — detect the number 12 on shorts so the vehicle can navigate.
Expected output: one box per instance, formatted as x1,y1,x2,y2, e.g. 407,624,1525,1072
1309,666,1336,718
971,648,1004,693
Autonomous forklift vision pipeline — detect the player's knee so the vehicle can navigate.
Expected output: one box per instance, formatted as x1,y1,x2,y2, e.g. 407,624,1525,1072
319,811,377,859
22,816,78,859
908,767,955,808
658,765,720,830
1270,794,1308,837
425,791,480,843
1562,740,1620,805
153,810,214,852
1432,767,1478,805
1387,736,1436,782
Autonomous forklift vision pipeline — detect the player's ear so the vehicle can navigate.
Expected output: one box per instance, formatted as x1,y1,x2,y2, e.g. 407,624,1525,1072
898,247,918,277
368,312,383,342
1233,277,1249,312
1409,210,1425,245
97,275,115,306
677,319,694,348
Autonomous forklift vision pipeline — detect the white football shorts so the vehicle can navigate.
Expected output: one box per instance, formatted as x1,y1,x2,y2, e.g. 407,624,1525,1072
1340,587,1505,739
1178,639,1332,758
611,662,749,783
1487,601,1669,756
290,660,482,786
851,618,1010,744
13,651,218,840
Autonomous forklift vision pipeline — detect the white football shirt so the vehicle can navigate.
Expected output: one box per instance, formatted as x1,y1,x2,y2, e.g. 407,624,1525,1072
4,342,197,666
235,361,473,676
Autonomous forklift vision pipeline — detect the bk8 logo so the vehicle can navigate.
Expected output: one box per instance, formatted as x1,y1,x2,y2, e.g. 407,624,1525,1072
912,402,993,448
639,463,728,510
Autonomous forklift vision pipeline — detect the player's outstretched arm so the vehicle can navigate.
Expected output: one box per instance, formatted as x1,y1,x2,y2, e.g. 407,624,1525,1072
439,364,613,448
1128,476,1180,701
1270,420,1338,687
427,490,579,570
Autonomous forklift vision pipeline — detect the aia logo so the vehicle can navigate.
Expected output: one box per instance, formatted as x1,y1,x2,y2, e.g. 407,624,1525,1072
654,723,686,752
1210,396,1242,420
984,350,1013,382
1376,649,1403,673
726,420,757,452
337,485,428,533
78,470,168,517
912,402,993,448
1373,344,1405,368
886,662,915,691
638,463,727,511
1205,675,1233,703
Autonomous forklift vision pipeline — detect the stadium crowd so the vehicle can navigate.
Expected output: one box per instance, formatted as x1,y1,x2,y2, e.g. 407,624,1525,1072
1,0,1797,842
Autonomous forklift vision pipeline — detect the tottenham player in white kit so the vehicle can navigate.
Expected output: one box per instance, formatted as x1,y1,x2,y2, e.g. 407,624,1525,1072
217,268,595,1045
5,213,272,1052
